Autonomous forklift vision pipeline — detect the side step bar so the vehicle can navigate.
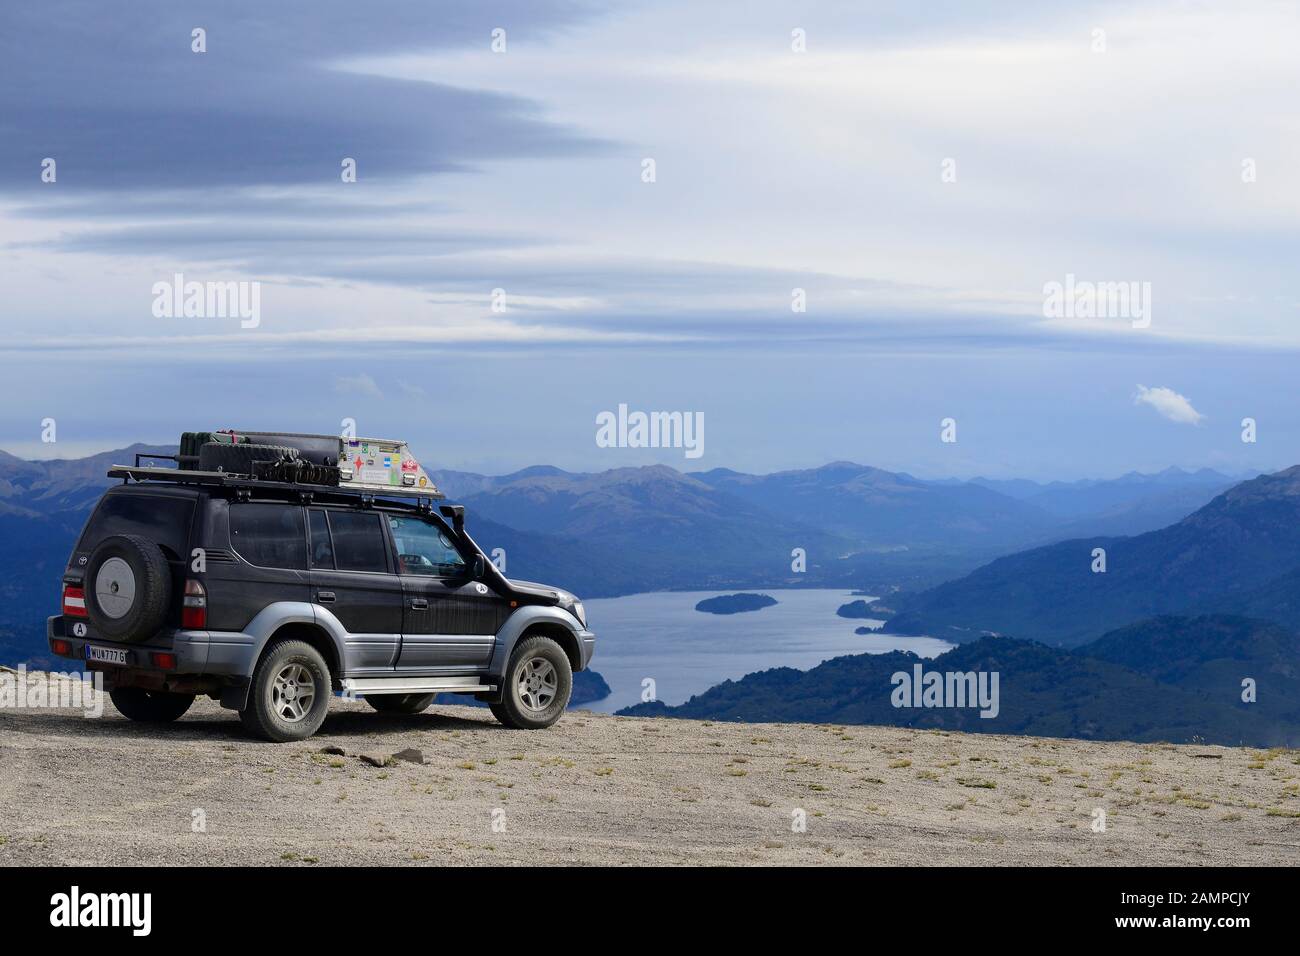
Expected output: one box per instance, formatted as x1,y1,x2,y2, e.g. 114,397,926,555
342,676,496,696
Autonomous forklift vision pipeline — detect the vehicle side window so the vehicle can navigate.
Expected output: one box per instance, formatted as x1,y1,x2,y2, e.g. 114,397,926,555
327,511,388,573
387,514,467,577
308,509,334,569
230,503,306,570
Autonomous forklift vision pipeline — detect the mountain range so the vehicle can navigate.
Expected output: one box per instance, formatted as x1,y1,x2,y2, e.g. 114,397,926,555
0,444,1260,667
433,460,1244,595
884,466,1300,647
970,467,1245,540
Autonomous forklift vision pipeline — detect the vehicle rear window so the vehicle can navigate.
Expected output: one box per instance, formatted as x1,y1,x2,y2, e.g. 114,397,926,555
230,503,307,570
326,511,388,573
80,493,195,560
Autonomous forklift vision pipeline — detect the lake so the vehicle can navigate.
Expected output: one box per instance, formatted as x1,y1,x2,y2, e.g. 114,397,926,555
575,589,953,714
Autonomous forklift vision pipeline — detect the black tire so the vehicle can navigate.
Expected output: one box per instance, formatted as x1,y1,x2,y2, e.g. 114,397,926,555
239,639,331,742
252,458,341,486
84,534,172,642
109,687,194,723
366,693,436,715
490,635,572,730
198,441,299,473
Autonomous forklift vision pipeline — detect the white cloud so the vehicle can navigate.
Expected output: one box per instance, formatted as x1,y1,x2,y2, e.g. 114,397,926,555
1134,385,1204,425
334,373,384,399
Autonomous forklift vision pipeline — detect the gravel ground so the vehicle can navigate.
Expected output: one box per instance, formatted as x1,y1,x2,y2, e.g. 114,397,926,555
2,673,1299,866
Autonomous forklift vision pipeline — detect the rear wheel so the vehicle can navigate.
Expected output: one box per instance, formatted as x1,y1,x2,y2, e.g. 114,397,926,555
365,693,436,715
109,687,194,723
239,639,331,742
490,636,572,730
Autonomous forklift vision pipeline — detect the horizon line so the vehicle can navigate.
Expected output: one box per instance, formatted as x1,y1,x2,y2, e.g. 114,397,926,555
0,440,1270,488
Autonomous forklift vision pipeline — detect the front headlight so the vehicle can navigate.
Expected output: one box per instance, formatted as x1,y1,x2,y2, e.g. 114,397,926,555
569,600,587,628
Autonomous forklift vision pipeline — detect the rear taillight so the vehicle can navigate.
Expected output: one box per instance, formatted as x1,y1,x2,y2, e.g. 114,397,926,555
182,579,207,629
50,638,73,656
151,652,178,670
62,585,87,618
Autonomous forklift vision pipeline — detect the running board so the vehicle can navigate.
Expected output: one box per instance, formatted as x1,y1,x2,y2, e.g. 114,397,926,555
342,676,496,696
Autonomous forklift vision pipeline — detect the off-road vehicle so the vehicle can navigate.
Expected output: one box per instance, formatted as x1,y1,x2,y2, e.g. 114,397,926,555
47,430,596,742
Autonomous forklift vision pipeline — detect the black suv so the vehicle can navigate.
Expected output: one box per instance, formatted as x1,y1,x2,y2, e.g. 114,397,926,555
47,444,595,742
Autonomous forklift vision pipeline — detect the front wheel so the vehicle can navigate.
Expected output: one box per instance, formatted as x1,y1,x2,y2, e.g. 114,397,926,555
239,639,331,742
490,635,572,730
109,687,194,723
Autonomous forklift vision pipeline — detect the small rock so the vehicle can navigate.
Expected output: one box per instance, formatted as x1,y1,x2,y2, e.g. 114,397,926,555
391,748,425,765
319,745,346,756
358,753,390,768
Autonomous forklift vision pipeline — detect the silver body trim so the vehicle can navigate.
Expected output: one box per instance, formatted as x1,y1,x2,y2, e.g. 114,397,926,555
342,676,496,695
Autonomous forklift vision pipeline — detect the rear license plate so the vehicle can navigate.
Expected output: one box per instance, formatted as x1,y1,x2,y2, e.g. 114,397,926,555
85,644,130,666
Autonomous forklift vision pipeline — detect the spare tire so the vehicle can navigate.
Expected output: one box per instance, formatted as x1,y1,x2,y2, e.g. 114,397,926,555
198,441,300,474
252,458,341,486
84,534,172,642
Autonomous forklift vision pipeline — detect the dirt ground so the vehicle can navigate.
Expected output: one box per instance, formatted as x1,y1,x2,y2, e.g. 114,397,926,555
2,672,1298,866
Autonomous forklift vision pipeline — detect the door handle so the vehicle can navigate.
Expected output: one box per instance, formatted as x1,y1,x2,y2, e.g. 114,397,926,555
317,591,336,603
410,598,429,610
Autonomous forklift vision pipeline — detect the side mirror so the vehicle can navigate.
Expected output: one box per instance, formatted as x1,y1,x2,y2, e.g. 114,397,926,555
473,554,486,580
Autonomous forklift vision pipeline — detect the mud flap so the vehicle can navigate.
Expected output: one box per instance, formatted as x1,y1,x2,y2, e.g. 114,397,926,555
219,678,251,711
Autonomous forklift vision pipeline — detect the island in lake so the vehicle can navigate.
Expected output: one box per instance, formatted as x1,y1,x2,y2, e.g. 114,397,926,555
695,593,779,615
836,599,875,619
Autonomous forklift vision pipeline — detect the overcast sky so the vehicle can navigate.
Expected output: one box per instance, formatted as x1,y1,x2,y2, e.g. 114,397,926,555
1,1,1296,479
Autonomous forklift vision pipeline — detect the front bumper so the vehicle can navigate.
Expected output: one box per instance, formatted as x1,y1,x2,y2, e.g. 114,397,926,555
578,628,596,670
47,615,258,678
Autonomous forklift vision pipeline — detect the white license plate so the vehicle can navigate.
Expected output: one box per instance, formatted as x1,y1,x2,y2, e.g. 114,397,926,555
85,644,129,666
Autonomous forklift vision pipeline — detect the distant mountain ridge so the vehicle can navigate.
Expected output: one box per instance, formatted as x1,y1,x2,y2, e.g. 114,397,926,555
435,463,863,592
955,467,1245,540
693,462,1056,552
885,466,1300,647
0,444,173,516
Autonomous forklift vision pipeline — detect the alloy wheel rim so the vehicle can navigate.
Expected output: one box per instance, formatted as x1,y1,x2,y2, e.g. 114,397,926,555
517,658,558,712
272,663,316,722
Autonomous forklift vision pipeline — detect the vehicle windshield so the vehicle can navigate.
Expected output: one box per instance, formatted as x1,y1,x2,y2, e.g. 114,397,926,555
386,514,467,576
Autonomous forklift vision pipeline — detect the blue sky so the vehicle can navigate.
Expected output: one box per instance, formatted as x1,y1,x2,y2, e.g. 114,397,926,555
1,1,1297,479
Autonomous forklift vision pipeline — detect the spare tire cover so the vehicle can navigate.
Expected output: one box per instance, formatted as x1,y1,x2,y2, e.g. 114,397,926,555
84,534,172,642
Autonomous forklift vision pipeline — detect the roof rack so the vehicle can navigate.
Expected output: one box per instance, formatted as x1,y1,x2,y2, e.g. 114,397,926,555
178,430,440,495
109,461,447,503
